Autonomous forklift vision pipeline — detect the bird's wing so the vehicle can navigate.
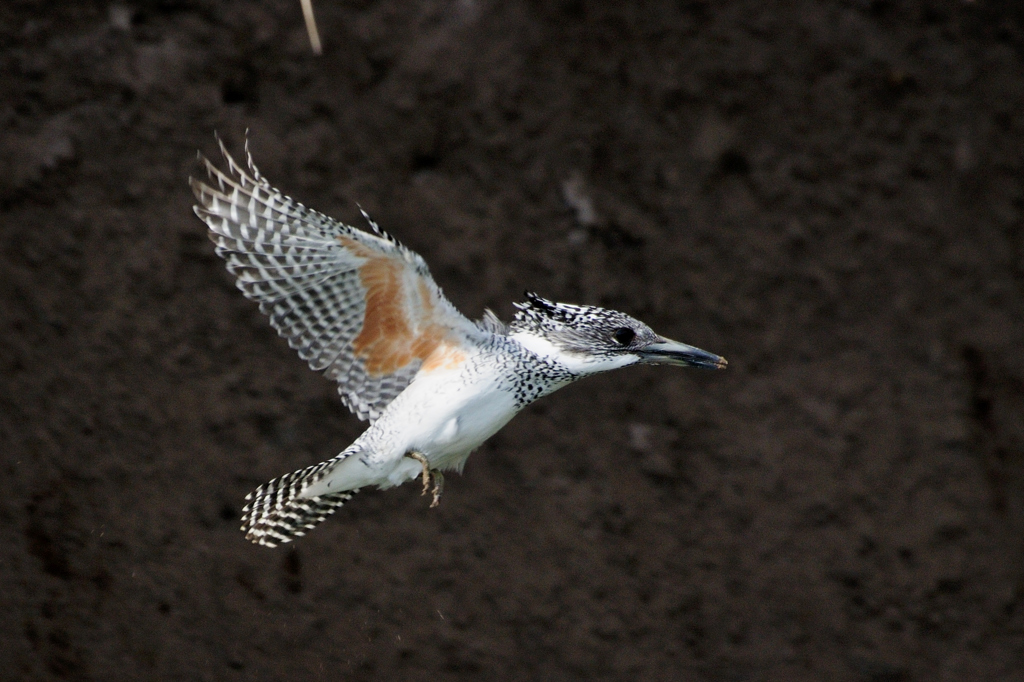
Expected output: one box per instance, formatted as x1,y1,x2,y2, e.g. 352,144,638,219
190,138,478,423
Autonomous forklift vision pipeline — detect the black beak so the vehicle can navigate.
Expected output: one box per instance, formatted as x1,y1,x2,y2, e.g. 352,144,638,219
638,337,727,370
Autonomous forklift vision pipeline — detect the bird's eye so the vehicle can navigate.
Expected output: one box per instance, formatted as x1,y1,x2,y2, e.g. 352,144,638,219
612,327,636,346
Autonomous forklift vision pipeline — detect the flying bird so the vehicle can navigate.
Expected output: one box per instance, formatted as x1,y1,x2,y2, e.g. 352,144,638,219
190,138,727,547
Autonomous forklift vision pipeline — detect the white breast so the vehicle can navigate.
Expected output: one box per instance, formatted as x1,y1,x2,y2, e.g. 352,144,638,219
314,356,520,493
399,365,520,468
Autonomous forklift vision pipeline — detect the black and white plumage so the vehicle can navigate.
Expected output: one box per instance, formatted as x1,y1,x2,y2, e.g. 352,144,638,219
191,139,726,547
191,136,472,424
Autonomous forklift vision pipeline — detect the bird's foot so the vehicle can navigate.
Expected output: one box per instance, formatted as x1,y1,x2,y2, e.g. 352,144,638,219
406,451,431,495
429,470,444,508
405,451,444,508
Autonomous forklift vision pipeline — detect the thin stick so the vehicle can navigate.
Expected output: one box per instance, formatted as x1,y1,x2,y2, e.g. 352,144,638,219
300,0,322,55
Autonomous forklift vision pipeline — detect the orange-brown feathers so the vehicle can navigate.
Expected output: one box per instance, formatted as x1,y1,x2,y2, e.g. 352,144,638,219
340,236,466,376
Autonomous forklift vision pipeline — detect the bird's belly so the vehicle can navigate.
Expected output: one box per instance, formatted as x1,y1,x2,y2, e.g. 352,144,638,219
318,366,522,492
408,382,520,465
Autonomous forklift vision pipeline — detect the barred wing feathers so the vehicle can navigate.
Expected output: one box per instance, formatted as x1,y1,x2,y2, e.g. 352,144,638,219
190,139,476,423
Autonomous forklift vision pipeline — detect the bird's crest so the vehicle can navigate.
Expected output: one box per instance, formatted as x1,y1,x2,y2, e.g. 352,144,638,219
511,292,589,331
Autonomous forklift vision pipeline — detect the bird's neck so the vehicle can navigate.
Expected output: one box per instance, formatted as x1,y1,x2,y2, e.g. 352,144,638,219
509,330,566,364
509,330,605,377
509,328,643,377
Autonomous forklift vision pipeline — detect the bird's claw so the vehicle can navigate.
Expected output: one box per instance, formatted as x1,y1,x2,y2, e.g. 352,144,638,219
406,451,444,508
429,471,444,508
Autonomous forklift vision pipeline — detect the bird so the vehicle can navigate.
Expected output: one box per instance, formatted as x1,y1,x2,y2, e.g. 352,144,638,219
190,137,727,547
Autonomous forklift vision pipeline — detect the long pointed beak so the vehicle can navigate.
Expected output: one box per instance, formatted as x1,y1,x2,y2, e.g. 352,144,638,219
638,337,727,370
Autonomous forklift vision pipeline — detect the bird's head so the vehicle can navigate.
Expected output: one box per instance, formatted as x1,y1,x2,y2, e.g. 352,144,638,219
508,292,727,376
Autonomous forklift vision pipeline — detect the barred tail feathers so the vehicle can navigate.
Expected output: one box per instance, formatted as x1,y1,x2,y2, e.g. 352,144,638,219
241,454,356,547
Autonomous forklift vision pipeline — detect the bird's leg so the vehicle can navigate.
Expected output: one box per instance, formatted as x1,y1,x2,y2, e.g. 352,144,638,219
405,451,432,496
404,451,445,508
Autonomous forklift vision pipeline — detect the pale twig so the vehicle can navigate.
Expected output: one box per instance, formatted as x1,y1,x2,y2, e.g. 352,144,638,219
300,0,322,55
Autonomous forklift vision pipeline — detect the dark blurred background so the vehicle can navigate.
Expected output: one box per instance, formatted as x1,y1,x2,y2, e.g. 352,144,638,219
2,1,1024,679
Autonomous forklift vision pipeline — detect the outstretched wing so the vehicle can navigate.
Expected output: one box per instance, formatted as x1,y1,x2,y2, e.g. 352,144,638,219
190,137,477,423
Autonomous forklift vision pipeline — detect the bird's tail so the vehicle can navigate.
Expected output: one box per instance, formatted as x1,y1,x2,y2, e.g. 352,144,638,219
240,455,355,547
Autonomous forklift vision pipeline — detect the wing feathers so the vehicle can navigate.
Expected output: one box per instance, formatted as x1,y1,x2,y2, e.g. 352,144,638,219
191,138,476,422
